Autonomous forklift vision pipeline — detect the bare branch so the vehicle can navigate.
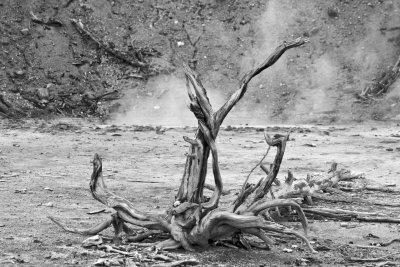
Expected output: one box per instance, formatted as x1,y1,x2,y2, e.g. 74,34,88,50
215,37,308,125
250,130,291,203
183,63,213,119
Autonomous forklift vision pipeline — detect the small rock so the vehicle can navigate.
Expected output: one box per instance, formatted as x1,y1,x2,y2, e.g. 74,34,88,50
177,41,185,47
46,252,68,260
70,259,79,265
303,143,317,147
0,224,5,227
14,70,25,76
327,7,338,18
42,202,54,207
0,37,10,45
20,28,29,35
283,248,293,253
82,235,103,247
310,26,320,36
37,87,50,100
44,187,53,191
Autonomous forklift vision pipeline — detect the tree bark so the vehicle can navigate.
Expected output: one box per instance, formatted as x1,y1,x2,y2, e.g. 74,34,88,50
50,37,314,252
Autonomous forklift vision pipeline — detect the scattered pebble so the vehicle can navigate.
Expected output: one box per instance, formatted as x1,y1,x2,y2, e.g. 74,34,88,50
45,252,68,260
42,202,54,207
304,143,317,147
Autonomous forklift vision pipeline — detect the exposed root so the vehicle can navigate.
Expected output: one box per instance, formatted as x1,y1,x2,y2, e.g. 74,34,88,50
48,216,113,235
49,38,313,256
189,211,315,252
242,228,274,246
155,238,182,251
90,154,170,231
244,199,309,235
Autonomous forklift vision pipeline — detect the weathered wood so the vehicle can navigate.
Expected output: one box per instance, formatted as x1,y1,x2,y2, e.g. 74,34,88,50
50,37,312,252
89,154,170,230
303,207,400,223
252,131,291,203
70,19,148,69
215,37,308,125
359,54,400,99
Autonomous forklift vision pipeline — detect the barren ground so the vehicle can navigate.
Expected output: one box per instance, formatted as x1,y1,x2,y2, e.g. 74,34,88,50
1,118,400,266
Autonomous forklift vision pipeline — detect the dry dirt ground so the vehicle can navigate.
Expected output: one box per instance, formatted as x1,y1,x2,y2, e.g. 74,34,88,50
1,118,400,266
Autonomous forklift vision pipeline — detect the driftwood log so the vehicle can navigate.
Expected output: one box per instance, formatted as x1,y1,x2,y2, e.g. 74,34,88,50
50,37,316,252
358,54,400,100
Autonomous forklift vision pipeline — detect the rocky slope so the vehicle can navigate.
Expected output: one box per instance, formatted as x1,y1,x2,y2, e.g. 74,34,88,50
1,0,399,125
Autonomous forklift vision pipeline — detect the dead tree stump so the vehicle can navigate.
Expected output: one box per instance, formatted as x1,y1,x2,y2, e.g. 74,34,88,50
50,37,315,252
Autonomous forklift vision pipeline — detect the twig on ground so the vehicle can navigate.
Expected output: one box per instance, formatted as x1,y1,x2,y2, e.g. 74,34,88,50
70,19,148,69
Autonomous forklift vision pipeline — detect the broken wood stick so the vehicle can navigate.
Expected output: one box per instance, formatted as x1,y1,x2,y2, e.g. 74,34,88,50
378,238,400,247
347,252,396,262
48,216,113,235
87,209,106,215
364,185,400,194
30,11,63,27
152,258,200,267
303,208,400,223
70,19,147,69
380,26,400,32
308,192,400,207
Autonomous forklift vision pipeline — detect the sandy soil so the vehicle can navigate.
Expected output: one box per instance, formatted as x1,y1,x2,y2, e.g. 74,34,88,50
0,118,400,266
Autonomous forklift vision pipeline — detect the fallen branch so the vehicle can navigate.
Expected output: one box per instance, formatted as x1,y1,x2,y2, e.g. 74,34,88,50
153,258,200,267
358,54,400,99
70,19,148,69
309,192,400,207
364,185,400,194
380,26,400,32
30,11,63,27
378,238,400,247
347,253,396,262
303,208,400,223
48,216,114,235
87,209,106,215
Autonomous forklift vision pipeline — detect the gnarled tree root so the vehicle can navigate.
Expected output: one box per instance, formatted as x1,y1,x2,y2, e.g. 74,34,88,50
49,37,315,254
